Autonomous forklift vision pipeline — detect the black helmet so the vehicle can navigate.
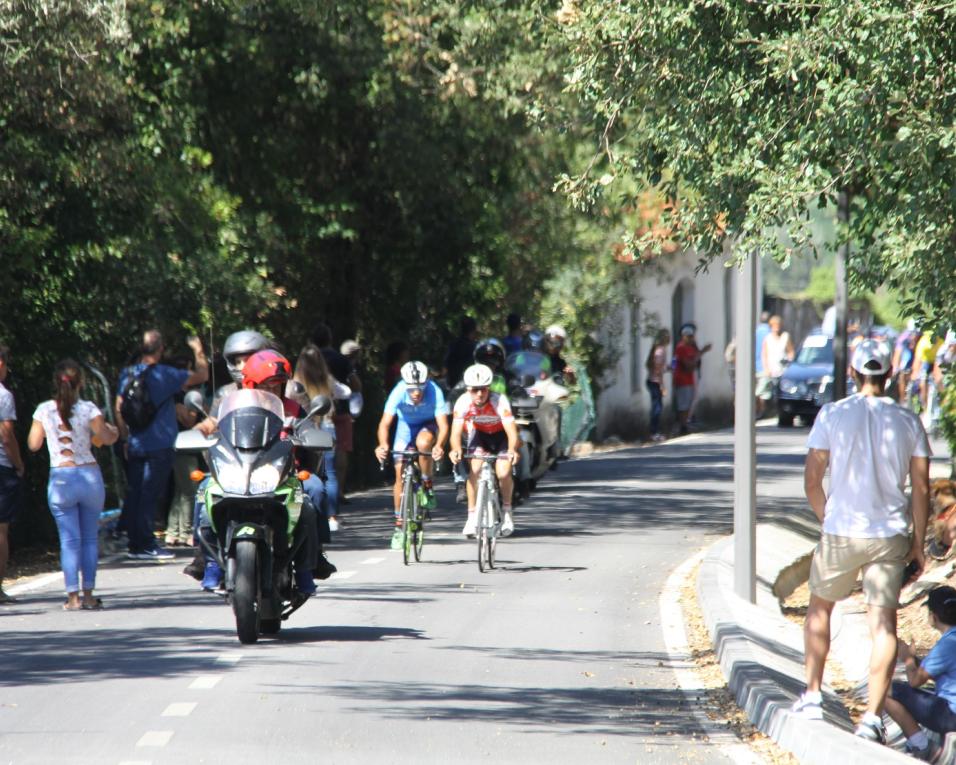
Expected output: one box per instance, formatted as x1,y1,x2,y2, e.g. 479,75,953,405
523,329,544,352
223,330,270,384
474,338,506,371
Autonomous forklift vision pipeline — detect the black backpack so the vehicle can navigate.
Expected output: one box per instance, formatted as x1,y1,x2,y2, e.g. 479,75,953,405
120,365,157,431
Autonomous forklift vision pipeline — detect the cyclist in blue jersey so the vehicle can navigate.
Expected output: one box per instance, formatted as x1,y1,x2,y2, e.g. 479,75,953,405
375,361,449,549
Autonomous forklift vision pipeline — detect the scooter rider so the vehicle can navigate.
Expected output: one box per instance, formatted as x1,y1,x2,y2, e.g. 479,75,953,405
544,325,576,385
374,361,449,550
449,364,520,538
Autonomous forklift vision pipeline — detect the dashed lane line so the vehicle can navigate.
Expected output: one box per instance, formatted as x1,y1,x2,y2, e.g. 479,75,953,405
189,675,221,690
162,702,197,717
329,570,356,580
359,557,385,565
135,731,174,748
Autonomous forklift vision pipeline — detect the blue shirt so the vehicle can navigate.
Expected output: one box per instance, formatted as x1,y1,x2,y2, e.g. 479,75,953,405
503,335,523,355
118,363,189,455
384,380,447,426
755,322,771,374
922,627,956,713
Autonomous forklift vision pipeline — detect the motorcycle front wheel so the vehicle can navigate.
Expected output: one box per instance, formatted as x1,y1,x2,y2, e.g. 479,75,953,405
233,540,260,644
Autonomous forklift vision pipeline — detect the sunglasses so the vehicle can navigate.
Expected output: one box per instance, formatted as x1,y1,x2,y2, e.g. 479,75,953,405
467,386,489,393
406,385,424,393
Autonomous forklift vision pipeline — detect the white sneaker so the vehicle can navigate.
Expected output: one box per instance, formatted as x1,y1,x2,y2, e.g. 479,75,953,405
328,517,340,532
501,509,514,537
790,693,823,720
462,512,477,537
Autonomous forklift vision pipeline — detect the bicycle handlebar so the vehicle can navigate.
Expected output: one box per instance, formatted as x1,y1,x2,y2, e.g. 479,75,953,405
460,451,514,461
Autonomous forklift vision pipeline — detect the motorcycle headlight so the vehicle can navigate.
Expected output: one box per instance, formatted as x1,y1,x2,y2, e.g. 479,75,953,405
249,464,281,495
780,379,806,396
214,460,247,494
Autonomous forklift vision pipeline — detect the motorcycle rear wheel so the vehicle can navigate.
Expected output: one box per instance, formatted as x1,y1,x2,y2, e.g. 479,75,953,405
233,541,260,644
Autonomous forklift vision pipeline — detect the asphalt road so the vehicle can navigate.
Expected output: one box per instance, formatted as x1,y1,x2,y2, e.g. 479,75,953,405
0,427,823,765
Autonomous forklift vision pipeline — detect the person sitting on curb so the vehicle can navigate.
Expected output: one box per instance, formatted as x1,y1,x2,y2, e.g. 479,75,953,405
885,585,956,761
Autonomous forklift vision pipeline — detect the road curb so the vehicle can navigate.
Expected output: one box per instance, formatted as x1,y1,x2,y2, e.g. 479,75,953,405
696,527,913,764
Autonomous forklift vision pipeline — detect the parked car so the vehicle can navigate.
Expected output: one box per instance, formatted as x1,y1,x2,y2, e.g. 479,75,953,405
776,334,854,427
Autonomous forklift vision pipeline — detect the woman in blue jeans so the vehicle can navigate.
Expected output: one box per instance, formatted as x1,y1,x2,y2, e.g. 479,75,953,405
885,585,956,760
28,360,118,610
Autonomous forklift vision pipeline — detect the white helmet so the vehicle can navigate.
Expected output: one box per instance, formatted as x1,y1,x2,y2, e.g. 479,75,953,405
400,361,429,386
463,363,494,388
545,324,567,341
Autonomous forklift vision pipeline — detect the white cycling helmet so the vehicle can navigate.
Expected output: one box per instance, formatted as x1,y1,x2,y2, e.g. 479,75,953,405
400,361,429,387
544,324,567,340
463,363,494,388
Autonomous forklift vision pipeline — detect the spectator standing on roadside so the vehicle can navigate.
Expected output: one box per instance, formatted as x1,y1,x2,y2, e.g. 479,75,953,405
0,345,25,603
115,331,208,560
444,316,478,389
384,341,409,392
503,313,523,355
28,360,119,610
884,585,956,761
645,329,670,442
673,324,711,436
760,315,795,397
754,312,771,417
290,344,350,532
792,339,930,745
164,357,201,547
311,323,361,505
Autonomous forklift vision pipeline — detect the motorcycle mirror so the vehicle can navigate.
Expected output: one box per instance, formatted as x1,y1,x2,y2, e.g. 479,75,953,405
184,389,207,417
305,394,332,419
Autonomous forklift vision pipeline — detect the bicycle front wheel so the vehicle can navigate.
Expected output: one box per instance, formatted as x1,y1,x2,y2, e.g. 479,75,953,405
476,481,489,572
413,507,424,562
400,475,413,566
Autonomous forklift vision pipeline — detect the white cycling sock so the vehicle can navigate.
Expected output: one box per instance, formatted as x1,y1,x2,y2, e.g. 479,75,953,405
802,690,822,703
861,711,882,726
907,730,929,749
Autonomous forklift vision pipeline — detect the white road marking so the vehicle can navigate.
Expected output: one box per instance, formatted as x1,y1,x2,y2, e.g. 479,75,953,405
118,761,152,765
215,653,243,664
136,731,173,748
330,570,356,580
189,676,221,690
359,557,385,565
659,547,765,765
5,572,61,596
161,702,197,717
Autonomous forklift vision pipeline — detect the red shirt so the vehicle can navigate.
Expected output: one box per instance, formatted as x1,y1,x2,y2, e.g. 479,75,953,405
673,343,698,387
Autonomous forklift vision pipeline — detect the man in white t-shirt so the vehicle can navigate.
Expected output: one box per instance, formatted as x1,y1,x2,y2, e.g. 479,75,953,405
790,340,930,745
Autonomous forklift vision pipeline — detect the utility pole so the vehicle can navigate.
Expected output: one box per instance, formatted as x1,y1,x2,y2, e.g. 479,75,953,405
733,253,757,603
833,191,850,401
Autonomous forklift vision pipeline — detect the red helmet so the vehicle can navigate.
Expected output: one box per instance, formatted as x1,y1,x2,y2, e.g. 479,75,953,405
241,349,292,389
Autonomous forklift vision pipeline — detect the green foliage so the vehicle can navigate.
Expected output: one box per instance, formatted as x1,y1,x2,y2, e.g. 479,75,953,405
554,0,956,327
0,0,599,545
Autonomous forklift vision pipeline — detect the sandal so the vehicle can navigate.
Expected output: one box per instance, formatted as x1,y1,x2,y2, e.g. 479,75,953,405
63,600,82,611
81,598,103,610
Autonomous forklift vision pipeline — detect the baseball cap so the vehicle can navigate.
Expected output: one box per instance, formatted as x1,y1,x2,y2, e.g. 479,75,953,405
924,585,956,614
340,339,361,356
850,339,891,375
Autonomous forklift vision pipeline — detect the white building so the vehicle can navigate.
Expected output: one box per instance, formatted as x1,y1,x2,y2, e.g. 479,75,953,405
596,249,762,439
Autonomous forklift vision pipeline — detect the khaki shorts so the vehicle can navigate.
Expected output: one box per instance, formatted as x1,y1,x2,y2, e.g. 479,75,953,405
808,533,910,608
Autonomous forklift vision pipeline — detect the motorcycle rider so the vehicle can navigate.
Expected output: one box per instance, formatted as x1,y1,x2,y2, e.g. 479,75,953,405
374,361,449,550
195,349,332,597
474,338,509,394
449,364,520,538
183,330,272,582
543,325,576,385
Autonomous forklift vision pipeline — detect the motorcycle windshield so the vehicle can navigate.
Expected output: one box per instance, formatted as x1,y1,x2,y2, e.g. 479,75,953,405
217,389,285,450
505,351,553,382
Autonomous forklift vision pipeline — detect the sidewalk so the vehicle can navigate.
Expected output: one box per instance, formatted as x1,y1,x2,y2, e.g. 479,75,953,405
696,429,951,764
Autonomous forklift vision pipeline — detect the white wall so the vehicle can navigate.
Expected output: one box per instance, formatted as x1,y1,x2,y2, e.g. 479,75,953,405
596,251,742,439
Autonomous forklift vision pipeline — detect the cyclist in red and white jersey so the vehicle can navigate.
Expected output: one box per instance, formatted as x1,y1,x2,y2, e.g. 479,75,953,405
449,364,520,538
